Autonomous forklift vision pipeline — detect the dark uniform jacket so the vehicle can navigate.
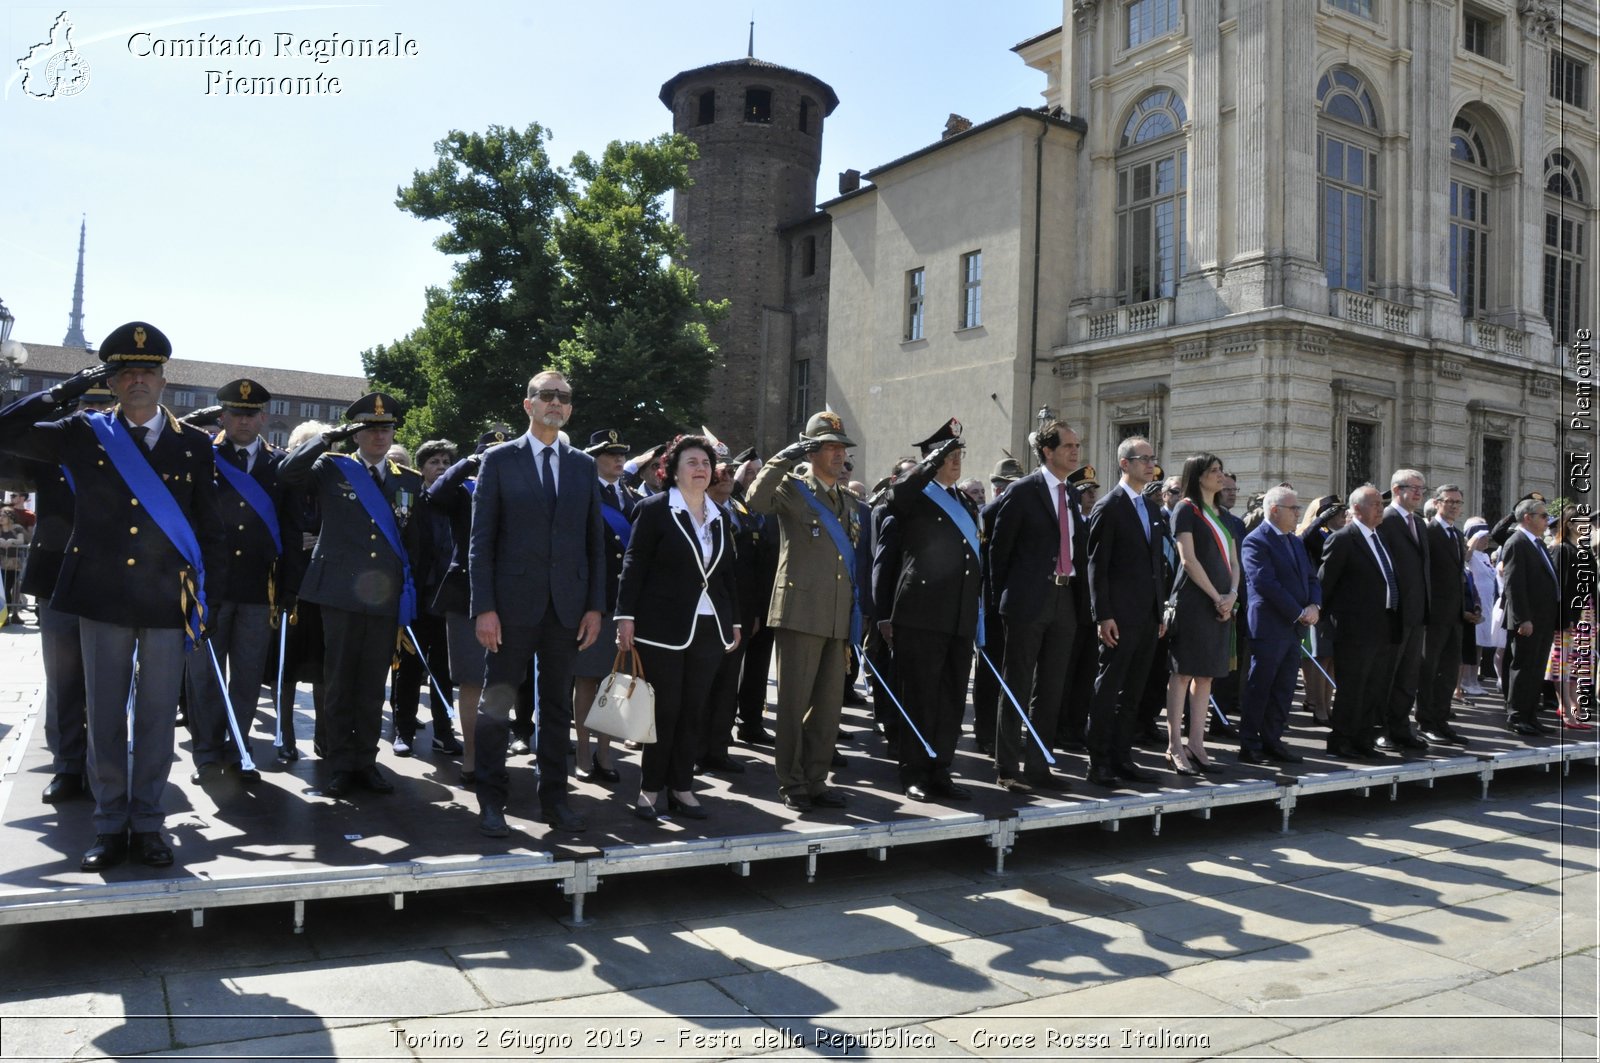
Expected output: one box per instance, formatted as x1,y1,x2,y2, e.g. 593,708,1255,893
424,456,477,616
17,454,74,599
211,439,284,605
0,391,227,628
883,464,983,639
721,496,766,631
596,477,638,614
278,438,427,617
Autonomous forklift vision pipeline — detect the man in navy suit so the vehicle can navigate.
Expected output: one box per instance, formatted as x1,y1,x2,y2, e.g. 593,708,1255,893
1238,486,1320,763
1318,485,1399,758
1501,498,1559,735
987,420,1088,791
1376,468,1432,752
469,370,606,837
1085,436,1166,786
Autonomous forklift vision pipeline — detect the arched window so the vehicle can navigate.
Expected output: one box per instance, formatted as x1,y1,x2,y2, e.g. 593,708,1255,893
1317,69,1380,292
1544,151,1588,343
1116,89,1188,305
1448,113,1493,317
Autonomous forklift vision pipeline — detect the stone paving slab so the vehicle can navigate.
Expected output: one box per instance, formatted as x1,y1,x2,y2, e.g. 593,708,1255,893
450,925,746,1007
890,872,1138,937
159,1019,407,1061
1106,879,1373,958
0,976,172,1059
1456,950,1600,1022
1282,856,1531,922
1380,878,1597,974
1269,992,1596,1062
680,898,971,971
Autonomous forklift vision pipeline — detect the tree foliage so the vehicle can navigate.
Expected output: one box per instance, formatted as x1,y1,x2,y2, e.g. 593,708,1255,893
363,124,724,449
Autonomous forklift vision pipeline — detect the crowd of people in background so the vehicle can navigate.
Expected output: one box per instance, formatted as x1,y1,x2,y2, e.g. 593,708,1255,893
0,321,1593,873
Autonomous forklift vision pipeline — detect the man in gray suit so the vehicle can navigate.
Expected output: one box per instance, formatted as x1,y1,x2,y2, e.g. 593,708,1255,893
470,370,606,837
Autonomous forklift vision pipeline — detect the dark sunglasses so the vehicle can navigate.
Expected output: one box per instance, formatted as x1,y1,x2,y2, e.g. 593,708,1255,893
533,389,573,404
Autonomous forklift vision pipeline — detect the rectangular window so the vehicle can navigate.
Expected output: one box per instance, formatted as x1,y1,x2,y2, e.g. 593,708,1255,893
1345,420,1376,495
800,234,817,277
1119,421,1151,441
1462,7,1501,62
1544,213,1585,342
1126,0,1179,48
905,268,925,341
1550,53,1591,109
173,390,195,408
1326,0,1373,17
269,399,289,415
300,401,319,418
1481,437,1506,520
696,90,715,126
1449,179,1490,316
790,359,811,432
1318,133,1379,291
959,250,983,329
268,429,288,447
744,88,772,124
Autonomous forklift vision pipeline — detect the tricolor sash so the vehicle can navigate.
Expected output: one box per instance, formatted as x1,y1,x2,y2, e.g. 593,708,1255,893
87,412,209,648
792,479,862,645
328,455,417,627
921,481,986,646
212,446,283,554
600,501,633,549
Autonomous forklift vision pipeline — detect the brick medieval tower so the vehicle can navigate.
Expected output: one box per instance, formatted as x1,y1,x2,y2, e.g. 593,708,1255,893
660,57,838,457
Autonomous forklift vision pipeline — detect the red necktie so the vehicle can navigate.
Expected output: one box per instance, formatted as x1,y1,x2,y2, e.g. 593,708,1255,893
1057,482,1073,577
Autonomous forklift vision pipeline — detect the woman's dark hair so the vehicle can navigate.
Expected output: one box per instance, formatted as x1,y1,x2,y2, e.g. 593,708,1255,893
1552,505,1581,545
657,434,718,488
1179,453,1224,507
414,439,458,467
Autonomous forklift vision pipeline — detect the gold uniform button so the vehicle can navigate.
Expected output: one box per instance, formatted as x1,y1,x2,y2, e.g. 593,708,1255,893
98,460,105,466
370,552,378,558
130,527,139,534
370,533,377,540
131,498,139,506
235,549,243,556
238,524,246,531
126,558,136,566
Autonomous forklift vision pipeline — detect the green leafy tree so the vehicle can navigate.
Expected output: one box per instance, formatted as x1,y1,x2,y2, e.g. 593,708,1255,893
365,123,722,448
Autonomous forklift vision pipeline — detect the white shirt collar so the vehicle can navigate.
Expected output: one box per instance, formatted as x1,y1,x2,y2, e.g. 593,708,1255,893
668,486,720,525
1119,481,1145,505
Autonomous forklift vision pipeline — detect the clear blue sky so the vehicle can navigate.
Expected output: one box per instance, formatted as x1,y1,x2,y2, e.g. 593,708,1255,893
3,1,1060,378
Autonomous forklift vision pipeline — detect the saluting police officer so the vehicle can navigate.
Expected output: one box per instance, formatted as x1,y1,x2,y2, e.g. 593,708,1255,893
882,418,983,802
279,393,428,798
0,322,228,871
183,379,283,785
19,381,116,805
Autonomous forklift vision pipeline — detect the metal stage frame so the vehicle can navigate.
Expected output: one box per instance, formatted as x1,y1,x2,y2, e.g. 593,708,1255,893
3,740,1593,931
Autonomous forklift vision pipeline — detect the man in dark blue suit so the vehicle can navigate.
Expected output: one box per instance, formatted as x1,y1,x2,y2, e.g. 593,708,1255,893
1239,486,1320,763
469,370,606,837
1318,485,1399,758
1085,436,1166,786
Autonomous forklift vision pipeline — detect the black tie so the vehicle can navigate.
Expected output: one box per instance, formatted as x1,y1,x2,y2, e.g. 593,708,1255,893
130,425,150,450
609,482,622,511
369,464,383,489
231,446,249,472
541,447,558,514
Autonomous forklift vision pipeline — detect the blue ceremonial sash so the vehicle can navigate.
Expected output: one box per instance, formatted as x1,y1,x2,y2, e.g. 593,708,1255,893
86,412,208,648
212,447,282,554
921,481,987,647
600,501,633,549
792,480,862,645
328,455,417,627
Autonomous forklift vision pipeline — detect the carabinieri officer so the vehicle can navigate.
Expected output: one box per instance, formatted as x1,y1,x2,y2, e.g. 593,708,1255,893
0,321,227,872
278,393,427,798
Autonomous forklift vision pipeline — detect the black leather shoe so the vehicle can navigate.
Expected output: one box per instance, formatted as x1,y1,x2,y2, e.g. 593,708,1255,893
458,768,477,787
132,831,174,867
739,727,773,746
1211,720,1241,739
1326,739,1367,759
190,762,226,785
1509,719,1546,736
1237,747,1268,765
233,764,262,782
581,753,620,783
323,771,354,798
392,734,414,758
42,772,86,803
541,803,587,832
1265,744,1304,764
81,832,128,872
783,793,814,813
1372,735,1401,753
929,779,972,801
1354,740,1383,757
509,736,532,756
478,805,510,838
360,765,395,793
1087,765,1122,787
432,733,464,755
698,753,745,775
1023,770,1069,792
276,744,300,763
1420,728,1466,746
1115,762,1156,782
630,799,660,821
666,793,709,819
903,783,931,802
1394,732,1429,751
811,788,848,808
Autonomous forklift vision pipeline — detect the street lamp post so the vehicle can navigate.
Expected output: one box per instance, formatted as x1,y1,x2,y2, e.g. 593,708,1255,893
0,299,28,400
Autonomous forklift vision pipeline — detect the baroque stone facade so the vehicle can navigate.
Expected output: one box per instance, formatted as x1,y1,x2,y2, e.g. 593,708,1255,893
824,0,1593,510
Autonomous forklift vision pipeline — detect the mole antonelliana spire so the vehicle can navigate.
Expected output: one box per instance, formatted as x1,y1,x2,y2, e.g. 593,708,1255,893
61,216,88,349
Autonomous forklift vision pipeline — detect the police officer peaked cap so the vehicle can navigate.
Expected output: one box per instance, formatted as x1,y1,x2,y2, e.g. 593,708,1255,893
475,426,514,455
801,411,855,447
98,321,171,367
1067,464,1099,490
584,428,630,456
343,392,401,426
913,417,963,455
218,378,270,411
733,446,758,464
990,458,1024,484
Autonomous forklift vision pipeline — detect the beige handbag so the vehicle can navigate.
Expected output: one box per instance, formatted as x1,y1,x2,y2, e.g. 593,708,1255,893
586,648,657,744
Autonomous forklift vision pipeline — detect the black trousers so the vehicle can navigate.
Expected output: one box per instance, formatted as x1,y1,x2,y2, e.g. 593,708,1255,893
320,605,398,773
277,599,325,752
1418,619,1461,731
970,616,1004,751
1059,623,1098,746
1504,626,1555,724
474,608,578,811
702,631,748,761
40,599,87,774
393,611,454,740
893,626,973,786
639,627,725,793
864,625,900,743
1382,623,1426,737
1330,634,1398,745
1087,619,1158,770
997,583,1078,780
736,623,776,730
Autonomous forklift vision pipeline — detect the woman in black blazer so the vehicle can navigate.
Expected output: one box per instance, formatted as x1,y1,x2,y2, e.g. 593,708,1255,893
615,436,741,820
